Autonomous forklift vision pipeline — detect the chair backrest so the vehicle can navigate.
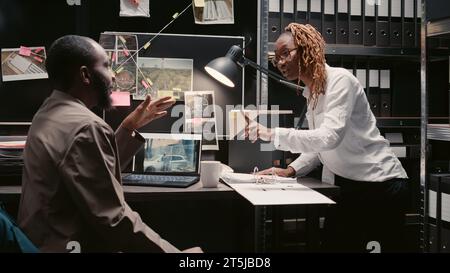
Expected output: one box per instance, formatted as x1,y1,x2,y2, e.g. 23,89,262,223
0,203,39,253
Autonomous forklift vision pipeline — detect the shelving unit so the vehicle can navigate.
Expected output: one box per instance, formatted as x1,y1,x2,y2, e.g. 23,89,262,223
421,0,450,253
427,124,450,141
259,0,429,252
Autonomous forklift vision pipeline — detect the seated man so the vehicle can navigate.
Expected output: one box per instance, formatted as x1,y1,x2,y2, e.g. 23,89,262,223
18,35,201,253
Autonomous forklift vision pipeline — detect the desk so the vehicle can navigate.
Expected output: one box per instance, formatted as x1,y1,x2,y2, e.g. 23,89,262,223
0,177,339,252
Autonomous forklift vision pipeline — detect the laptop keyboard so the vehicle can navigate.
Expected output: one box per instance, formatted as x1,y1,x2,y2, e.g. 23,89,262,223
122,174,199,187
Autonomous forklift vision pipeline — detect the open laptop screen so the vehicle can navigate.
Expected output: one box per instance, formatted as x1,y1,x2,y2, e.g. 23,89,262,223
133,133,201,174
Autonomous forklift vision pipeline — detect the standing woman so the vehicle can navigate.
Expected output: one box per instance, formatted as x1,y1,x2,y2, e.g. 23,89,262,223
246,23,409,252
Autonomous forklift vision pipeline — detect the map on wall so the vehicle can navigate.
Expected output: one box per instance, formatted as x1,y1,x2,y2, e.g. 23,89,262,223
135,57,193,101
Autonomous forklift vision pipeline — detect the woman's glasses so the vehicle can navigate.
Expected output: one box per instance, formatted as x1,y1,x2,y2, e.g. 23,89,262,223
271,47,297,67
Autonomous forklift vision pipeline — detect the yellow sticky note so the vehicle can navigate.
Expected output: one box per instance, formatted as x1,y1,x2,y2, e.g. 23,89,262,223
194,0,205,8
172,12,179,19
143,41,151,49
146,78,153,85
115,66,124,74
118,36,126,44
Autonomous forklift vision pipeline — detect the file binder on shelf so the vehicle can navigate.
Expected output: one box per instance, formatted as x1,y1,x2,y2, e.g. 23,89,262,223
296,0,308,25
269,0,281,42
364,0,376,46
380,69,392,117
376,0,390,46
323,0,336,44
349,0,363,45
403,0,416,48
368,69,380,116
309,0,322,34
356,69,367,92
337,0,349,44
390,0,402,47
416,0,422,48
281,0,295,34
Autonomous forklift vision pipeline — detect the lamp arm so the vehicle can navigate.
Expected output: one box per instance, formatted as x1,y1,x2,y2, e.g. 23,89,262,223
242,57,304,91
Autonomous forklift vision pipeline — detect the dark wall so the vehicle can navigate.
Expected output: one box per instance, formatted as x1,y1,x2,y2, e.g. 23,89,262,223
426,0,450,21
0,0,258,124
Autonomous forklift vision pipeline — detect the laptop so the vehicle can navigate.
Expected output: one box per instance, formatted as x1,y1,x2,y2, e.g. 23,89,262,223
122,133,202,188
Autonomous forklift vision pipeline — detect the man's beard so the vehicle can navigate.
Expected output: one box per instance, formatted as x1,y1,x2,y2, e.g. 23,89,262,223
92,71,113,110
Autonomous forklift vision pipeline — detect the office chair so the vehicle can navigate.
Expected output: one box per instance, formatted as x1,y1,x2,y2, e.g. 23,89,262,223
0,203,39,253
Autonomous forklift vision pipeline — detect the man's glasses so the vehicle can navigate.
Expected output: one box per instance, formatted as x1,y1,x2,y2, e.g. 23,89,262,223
271,47,297,67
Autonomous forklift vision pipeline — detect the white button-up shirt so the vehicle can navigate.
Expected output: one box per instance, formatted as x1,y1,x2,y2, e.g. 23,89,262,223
274,65,408,182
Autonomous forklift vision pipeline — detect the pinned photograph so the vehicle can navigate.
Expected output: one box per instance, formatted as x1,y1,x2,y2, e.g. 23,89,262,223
1,47,48,82
99,33,139,94
184,91,219,150
120,0,150,18
192,0,234,25
136,57,193,101
185,91,215,119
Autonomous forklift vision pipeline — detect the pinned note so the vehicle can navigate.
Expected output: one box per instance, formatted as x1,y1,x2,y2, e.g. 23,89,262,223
146,78,153,86
143,41,151,50
115,66,124,74
123,49,130,57
194,0,205,8
34,47,44,54
118,36,127,44
141,79,149,89
33,56,43,63
19,46,32,57
172,12,179,19
110,91,131,106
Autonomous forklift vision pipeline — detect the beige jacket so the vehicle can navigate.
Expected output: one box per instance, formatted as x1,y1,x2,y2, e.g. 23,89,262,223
18,90,180,253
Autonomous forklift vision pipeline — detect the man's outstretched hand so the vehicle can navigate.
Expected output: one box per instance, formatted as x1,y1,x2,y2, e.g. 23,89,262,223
121,95,175,131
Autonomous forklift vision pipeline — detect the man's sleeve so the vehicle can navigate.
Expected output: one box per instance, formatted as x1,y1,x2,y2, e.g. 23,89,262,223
58,122,180,252
288,153,321,177
115,126,144,171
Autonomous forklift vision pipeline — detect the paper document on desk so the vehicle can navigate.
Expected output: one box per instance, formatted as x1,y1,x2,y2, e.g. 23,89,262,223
221,172,296,183
221,173,335,206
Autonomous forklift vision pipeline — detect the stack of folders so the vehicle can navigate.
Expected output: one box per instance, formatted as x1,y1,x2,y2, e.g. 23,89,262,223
269,0,421,48
352,68,392,117
0,137,26,178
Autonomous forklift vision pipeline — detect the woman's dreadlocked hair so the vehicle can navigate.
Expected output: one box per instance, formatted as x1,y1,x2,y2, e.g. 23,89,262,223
285,23,327,109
